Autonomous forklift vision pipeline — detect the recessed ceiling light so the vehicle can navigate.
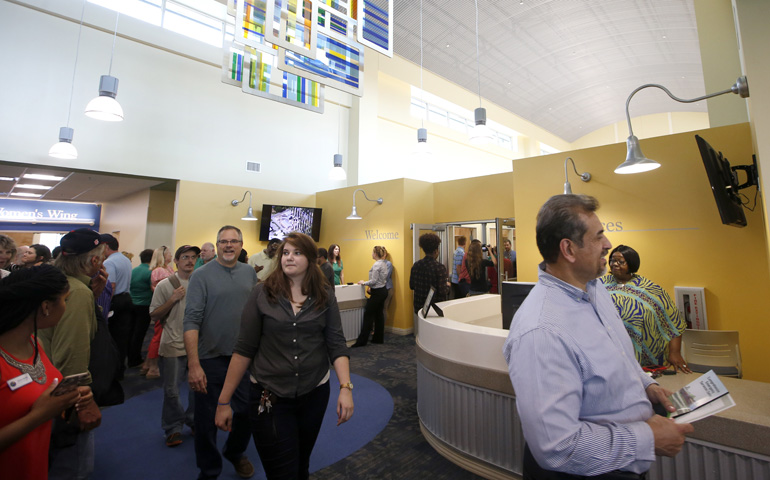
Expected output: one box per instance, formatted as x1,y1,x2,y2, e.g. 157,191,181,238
15,184,53,190
23,173,64,181
446,43,450,48
10,192,42,198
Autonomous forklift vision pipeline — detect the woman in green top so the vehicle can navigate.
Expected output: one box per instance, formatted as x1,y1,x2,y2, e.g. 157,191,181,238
328,243,344,285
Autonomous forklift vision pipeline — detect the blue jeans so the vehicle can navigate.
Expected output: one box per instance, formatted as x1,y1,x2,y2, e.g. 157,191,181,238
161,355,194,436
250,381,330,480
49,430,95,480
194,356,252,480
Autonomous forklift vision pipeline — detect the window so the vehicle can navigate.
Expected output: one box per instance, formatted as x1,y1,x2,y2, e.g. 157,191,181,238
427,105,447,126
88,0,232,47
88,0,163,26
410,99,427,121
540,143,559,155
448,113,467,133
409,86,520,152
164,1,225,47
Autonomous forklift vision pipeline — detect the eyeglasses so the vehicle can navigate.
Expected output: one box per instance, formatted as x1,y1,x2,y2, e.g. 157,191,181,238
609,258,627,266
217,239,242,246
180,254,199,261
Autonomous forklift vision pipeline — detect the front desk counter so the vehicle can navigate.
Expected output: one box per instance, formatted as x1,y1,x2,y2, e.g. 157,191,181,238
335,284,366,342
416,294,770,480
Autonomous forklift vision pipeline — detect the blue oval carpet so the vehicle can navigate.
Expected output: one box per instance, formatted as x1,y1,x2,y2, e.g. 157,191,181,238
94,372,393,479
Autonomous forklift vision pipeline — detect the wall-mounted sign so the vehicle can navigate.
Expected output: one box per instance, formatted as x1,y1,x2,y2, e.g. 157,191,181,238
674,286,708,330
0,198,101,232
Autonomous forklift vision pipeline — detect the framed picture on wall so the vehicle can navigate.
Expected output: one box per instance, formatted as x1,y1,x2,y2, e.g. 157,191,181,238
674,287,708,330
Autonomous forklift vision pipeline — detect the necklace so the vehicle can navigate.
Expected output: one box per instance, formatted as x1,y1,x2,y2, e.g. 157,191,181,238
0,347,47,384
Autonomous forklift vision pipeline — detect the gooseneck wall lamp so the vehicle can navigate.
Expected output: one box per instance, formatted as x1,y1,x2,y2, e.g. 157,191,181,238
85,11,124,122
563,157,591,194
231,191,258,221
346,189,383,220
617,76,750,174
49,0,86,160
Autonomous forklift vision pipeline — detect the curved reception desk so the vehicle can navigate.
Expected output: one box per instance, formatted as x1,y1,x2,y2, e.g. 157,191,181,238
335,284,366,342
417,295,770,480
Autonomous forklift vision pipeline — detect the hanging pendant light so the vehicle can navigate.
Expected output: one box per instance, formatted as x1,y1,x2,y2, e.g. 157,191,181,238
329,106,347,180
50,0,87,159
468,0,493,146
49,127,78,160
329,153,347,180
85,11,124,122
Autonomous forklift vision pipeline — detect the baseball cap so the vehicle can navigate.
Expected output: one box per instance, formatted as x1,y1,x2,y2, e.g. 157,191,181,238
60,228,110,256
174,245,201,260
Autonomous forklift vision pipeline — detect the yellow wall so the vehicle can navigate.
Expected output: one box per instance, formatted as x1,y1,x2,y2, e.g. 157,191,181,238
512,123,770,382
317,179,419,333
175,180,314,254
433,173,515,222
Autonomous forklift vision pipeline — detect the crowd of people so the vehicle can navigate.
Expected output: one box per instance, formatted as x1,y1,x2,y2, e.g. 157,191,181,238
1,201,695,479
0,229,353,480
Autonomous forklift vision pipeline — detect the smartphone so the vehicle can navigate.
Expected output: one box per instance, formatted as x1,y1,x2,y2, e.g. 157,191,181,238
51,372,89,396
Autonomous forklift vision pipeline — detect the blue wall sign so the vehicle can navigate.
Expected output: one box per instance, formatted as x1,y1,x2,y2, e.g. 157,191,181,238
0,198,101,232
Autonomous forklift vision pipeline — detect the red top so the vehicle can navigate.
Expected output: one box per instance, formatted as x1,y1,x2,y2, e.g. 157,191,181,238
0,339,62,480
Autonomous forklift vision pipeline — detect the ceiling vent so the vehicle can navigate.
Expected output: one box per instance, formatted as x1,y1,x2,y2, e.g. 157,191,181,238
246,162,261,173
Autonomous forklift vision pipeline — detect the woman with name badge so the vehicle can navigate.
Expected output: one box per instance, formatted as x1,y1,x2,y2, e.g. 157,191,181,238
0,265,84,479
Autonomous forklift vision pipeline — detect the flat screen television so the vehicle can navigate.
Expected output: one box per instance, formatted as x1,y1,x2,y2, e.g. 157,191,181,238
259,204,322,241
695,135,756,228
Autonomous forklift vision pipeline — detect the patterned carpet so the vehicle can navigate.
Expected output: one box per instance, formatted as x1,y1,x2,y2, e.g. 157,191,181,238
120,334,483,479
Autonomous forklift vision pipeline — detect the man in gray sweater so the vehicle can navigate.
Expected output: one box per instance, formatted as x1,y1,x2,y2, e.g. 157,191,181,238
184,225,257,479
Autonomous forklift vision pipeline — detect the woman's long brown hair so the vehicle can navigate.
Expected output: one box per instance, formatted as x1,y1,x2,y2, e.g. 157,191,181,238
264,232,329,309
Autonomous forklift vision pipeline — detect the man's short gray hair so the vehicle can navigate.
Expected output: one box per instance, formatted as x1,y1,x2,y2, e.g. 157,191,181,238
536,194,599,264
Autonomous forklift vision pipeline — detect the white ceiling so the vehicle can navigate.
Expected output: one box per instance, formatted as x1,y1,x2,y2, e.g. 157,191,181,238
391,0,704,142
0,163,170,203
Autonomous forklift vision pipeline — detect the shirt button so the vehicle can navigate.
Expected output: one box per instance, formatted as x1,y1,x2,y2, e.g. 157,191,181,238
295,373,299,377
293,323,296,326
294,355,298,360
293,339,296,342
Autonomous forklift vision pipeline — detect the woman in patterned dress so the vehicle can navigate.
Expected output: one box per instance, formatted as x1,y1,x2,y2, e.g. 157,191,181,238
600,245,690,372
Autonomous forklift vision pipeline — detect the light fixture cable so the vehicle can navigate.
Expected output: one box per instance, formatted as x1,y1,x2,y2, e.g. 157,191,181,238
420,0,424,129
475,0,481,107
49,0,86,159
66,0,87,129
108,11,120,75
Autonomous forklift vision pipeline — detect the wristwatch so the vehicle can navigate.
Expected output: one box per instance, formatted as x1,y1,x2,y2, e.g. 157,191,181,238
339,382,354,390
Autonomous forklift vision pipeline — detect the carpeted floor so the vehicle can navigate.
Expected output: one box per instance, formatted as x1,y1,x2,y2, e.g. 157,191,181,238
94,372,392,479
115,334,483,479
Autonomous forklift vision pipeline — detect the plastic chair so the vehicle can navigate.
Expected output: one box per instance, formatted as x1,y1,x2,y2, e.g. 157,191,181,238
682,329,742,378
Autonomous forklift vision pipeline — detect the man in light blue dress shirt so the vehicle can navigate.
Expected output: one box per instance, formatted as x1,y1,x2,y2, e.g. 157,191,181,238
503,195,693,479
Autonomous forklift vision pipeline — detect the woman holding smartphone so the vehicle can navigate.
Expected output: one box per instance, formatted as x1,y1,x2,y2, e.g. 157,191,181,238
0,265,83,479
